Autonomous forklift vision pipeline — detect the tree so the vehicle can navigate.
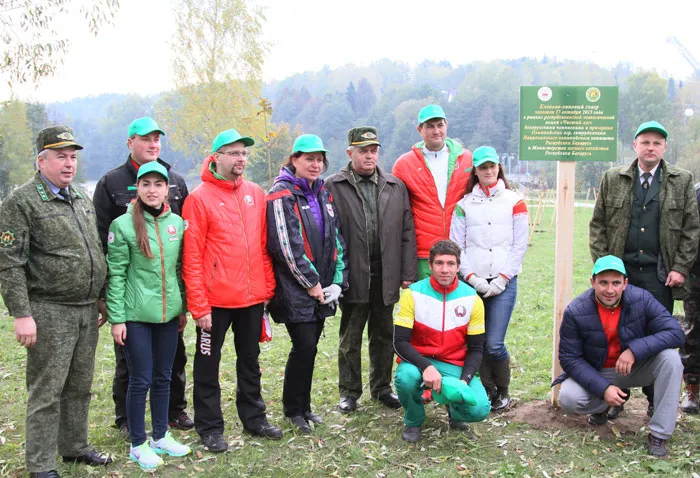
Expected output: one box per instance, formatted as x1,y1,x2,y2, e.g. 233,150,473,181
619,72,672,143
157,0,268,172
355,78,377,118
0,100,34,198
345,82,357,115
1,0,119,86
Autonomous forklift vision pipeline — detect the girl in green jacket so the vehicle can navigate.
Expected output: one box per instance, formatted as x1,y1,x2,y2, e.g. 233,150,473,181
106,161,191,470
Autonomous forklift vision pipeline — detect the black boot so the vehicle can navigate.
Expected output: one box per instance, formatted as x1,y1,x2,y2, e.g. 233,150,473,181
491,358,511,412
479,355,497,402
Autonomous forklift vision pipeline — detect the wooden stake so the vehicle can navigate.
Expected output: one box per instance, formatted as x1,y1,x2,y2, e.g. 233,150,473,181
551,162,576,405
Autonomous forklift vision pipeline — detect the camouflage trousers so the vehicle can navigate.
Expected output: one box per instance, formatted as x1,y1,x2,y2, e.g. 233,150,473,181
682,274,700,383
25,301,98,473
338,277,395,399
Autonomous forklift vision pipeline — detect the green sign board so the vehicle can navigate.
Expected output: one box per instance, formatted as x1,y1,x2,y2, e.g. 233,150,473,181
519,86,618,161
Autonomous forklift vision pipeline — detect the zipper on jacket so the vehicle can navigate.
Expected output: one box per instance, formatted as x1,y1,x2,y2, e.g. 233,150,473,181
154,219,167,322
232,189,252,300
441,289,447,347
69,200,95,302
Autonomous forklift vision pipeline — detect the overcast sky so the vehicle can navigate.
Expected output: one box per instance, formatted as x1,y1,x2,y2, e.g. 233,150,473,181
4,0,700,103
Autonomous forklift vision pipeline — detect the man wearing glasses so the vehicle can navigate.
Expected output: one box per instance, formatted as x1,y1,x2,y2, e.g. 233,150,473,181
182,129,281,453
93,117,192,439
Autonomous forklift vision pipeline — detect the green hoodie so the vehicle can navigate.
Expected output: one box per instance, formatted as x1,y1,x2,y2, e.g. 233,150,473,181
106,203,186,324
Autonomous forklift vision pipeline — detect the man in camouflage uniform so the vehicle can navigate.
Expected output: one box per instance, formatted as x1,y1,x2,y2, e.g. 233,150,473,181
0,126,110,478
680,183,700,413
590,120,700,418
326,126,417,413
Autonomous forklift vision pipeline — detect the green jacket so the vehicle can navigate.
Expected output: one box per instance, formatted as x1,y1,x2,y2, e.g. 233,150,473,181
590,159,700,299
106,204,186,324
0,172,107,317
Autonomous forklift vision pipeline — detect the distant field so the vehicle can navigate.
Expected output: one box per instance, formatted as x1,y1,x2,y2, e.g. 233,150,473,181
0,206,698,477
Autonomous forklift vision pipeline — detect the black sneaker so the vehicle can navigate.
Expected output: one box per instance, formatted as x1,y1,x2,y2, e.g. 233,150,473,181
607,404,624,420
118,422,129,441
169,411,195,430
375,392,401,409
288,415,311,433
245,422,283,440
491,392,511,412
200,433,228,453
304,411,323,424
587,412,608,425
647,433,668,458
402,426,422,443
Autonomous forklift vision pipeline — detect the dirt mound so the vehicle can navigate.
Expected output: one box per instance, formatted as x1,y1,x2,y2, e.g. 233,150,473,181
502,397,651,438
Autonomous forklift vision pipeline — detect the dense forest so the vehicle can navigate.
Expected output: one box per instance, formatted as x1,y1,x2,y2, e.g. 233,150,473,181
2,57,699,197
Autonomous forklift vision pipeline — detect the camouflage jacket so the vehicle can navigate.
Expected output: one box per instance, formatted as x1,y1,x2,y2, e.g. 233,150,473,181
0,172,107,317
589,159,700,299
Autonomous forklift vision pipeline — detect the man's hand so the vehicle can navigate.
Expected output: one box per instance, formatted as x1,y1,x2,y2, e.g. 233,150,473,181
14,316,37,348
97,299,108,328
422,365,442,393
178,314,188,332
666,270,685,288
196,313,212,332
603,385,628,407
307,283,324,302
401,281,413,289
615,349,636,376
111,323,127,346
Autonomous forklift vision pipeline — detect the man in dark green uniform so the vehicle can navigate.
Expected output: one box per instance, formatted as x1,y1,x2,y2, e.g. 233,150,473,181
326,126,417,413
0,126,110,478
590,120,700,419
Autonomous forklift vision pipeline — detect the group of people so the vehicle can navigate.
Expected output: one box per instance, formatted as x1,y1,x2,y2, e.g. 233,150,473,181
0,105,696,477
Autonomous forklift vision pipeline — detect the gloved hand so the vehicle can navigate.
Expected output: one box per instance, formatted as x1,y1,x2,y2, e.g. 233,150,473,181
467,275,490,295
483,276,508,298
321,284,342,306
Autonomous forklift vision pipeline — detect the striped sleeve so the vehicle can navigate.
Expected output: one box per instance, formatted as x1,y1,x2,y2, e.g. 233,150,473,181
394,288,416,329
501,196,529,279
467,295,485,335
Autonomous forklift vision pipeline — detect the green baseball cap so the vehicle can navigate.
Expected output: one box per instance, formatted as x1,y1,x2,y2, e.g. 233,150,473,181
36,125,83,152
634,121,668,139
592,255,627,277
472,146,500,167
348,126,380,147
292,134,327,153
128,117,165,137
137,161,169,182
212,128,255,152
417,104,446,125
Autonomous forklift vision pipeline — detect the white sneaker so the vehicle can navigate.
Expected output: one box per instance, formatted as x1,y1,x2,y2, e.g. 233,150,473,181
150,431,192,457
130,442,164,470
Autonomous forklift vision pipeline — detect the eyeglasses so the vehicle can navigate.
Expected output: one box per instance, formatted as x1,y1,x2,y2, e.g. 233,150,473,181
218,150,248,158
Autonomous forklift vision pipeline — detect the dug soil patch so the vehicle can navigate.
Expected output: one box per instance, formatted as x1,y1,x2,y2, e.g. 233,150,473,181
502,397,651,438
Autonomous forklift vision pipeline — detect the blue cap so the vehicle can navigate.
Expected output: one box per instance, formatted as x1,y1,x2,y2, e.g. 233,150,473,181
292,134,327,153
136,161,169,182
472,146,500,167
128,117,165,137
417,104,446,125
592,255,626,277
212,128,255,152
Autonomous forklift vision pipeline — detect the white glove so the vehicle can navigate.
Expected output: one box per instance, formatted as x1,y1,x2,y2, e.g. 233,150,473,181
321,284,342,306
483,276,508,298
467,275,490,295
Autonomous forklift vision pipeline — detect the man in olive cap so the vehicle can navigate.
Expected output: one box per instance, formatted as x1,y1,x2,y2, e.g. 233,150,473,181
589,120,700,418
326,126,417,413
554,255,684,458
182,128,280,452
0,126,111,477
392,105,473,279
93,117,193,438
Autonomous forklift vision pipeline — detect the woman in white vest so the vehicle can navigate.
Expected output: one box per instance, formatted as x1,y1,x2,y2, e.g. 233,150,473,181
449,146,529,412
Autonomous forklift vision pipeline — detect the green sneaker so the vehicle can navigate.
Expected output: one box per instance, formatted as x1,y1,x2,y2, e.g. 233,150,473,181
150,431,192,457
130,442,164,470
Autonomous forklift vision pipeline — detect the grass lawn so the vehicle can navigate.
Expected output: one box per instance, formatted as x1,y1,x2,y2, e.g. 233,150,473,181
1,205,699,477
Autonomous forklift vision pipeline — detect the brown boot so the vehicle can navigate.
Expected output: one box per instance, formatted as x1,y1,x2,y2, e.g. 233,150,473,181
681,383,699,414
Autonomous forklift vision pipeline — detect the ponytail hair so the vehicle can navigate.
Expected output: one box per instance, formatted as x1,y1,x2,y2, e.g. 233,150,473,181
132,197,154,259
